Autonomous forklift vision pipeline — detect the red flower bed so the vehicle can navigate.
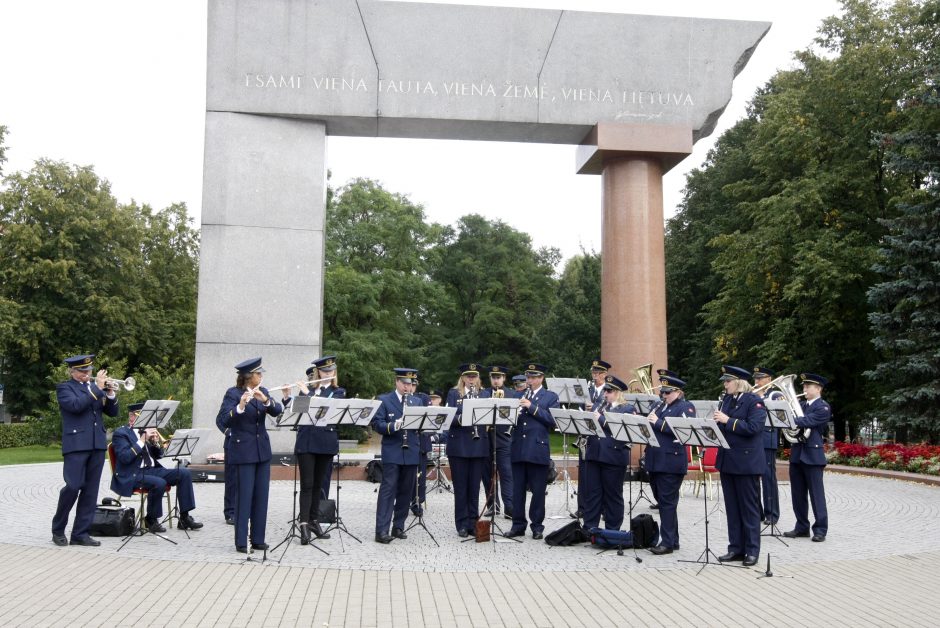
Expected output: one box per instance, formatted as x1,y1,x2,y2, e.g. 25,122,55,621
820,441,940,475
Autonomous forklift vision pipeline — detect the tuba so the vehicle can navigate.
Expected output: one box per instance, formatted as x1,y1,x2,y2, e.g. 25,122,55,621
627,363,655,395
769,374,811,444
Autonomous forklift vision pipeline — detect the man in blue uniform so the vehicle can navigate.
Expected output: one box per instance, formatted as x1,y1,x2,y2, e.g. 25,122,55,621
480,365,514,519
506,362,560,540
581,374,633,532
51,354,119,547
645,373,696,555
713,365,766,567
577,358,611,518
111,403,203,532
784,373,832,542
371,368,422,543
411,374,433,516
752,366,782,525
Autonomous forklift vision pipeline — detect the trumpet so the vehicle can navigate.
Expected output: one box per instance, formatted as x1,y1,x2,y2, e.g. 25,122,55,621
265,376,335,394
104,376,136,391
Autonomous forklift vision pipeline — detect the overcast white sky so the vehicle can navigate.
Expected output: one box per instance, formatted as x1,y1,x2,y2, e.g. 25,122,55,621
0,0,842,263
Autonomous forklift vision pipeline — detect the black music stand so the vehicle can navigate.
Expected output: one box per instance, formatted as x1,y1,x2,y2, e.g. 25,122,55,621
546,378,592,518
160,434,199,539
761,400,796,545
458,398,520,545
324,397,381,549
271,396,329,561
623,393,661,416
666,416,742,575
402,406,454,547
427,442,452,494
118,400,179,551
603,411,661,561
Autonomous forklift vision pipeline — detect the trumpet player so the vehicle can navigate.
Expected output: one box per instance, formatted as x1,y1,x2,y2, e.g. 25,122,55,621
216,357,283,553
110,403,203,532
280,356,345,544
578,359,612,518
51,354,119,547
480,365,514,520
713,365,766,567
582,375,634,533
371,368,422,543
446,363,490,537
645,373,695,556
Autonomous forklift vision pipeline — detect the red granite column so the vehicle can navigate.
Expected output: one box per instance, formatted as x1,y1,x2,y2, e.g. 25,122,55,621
600,156,669,376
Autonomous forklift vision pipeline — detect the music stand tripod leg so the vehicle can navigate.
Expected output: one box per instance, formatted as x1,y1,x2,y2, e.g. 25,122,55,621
326,453,361,546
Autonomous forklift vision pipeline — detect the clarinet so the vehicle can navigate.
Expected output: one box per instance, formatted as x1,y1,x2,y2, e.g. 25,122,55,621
401,392,410,449
468,384,481,440
508,385,531,437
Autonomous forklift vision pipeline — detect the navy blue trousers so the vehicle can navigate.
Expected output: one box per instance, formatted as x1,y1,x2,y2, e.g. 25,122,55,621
761,449,780,523
721,473,762,557
582,460,627,530
138,466,197,520
511,462,549,534
789,461,828,536
649,472,683,548
450,456,486,532
375,462,417,535
234,461,270,548
482,439,513,513
52,449,106,539
223,458,236,520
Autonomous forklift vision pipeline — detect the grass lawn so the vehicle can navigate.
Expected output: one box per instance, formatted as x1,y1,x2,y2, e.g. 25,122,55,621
0,445,63,465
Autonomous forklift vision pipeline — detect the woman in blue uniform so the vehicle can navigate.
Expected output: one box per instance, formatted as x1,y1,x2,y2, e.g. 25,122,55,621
713,365,766,567
216,357,283,553
645,373,696,556
446,362,490,537
282,356,345,544
582,374,634,532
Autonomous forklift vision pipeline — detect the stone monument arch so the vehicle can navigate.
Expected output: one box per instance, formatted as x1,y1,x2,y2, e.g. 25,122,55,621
193,0,769,450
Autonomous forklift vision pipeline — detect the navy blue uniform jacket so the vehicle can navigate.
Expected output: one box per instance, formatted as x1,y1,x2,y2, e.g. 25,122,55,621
445,388,491,458
715,392,766,475
216,386,282,464
57,379,118,454
293,385,346,455
371,391,422,466
790,398,832,466
645,399,696,475
510,387,560,465
585,402,634,466
110,425,163,496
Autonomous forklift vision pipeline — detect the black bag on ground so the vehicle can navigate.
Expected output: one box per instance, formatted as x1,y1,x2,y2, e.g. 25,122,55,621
317,498,336,524
90,502,135,536
590,527,634,548
365,459,383,483
630,513,660,548
544,520,588,546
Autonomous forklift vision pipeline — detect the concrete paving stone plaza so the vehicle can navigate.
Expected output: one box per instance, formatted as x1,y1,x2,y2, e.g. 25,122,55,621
1,462,938,626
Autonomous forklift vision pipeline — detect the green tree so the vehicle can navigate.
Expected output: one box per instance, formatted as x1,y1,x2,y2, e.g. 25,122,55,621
866,1,940,442
540,251,601,378
0,159,199,417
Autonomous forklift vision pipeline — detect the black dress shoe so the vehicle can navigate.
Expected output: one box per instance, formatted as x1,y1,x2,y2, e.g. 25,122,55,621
503,510,514,520
299,522,311,545
236,546,248,553
70,536,101,547
178,514,203,530
812,534,826,542
457,529,470,538
391,528,407,540
649,545,673,555
718,552,744,562
251,543,269,551
505,528,525,538
145,520,167,533
52,534,68,547
532,531,543,540
311,521,331,540
783,529,810,539
225,517,236,526
375,533,393,544
743,555,759,566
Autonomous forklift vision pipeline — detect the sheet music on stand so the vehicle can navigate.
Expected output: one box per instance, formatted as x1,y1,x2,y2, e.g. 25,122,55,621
275,395,320,428
459,398,520,432
549,408,605,440
400,405,457,433
623,393,660,415
333,398,382,427
665,417,729,449
546,377,592,407
764,399,798,429
164,434,199,458
603,412,661,448
690,400,720,420
135,400,179,430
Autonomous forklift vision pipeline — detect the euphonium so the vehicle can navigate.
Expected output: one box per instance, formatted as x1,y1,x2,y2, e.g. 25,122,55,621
770,374,811,444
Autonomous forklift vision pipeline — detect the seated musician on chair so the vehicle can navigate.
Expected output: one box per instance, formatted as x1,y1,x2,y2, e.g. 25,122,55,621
110,403,203,532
